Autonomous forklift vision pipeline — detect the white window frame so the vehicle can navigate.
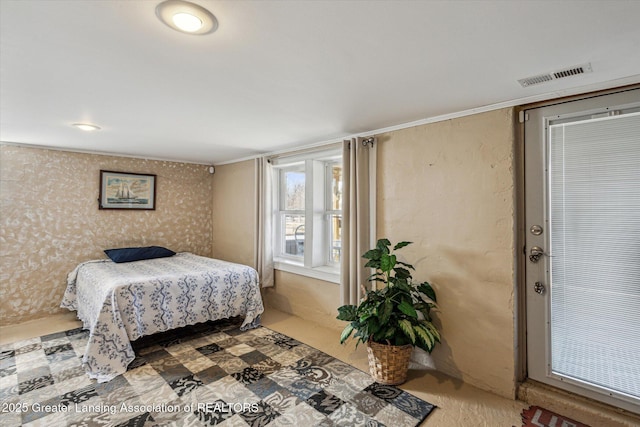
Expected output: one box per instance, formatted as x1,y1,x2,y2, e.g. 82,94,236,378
275,163,306,263
272,146,342,284
325,160,342,268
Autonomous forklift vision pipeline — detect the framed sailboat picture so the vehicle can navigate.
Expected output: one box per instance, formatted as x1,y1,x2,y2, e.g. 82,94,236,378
99,170,156,210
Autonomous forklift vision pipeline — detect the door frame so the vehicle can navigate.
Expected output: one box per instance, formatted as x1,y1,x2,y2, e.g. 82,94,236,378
516,84,640,413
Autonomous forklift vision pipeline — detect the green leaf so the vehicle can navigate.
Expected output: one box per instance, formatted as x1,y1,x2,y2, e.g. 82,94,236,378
398,319,416,344
354,323,369,342
417,282,437,303
366,272,386,282
383,326,396,340
379,299,393,325
398,300,418,318
413,302,432,321
424,321,441,342
396,261,415,270
336,305,358,321
364,259,379,269
372,331,384,342
393,241,412,250
377,238,391,249
393,267,412,280
414,324,435,351
394,281,411,293
362,249,381,260
380,254,396,272
367,317,381,336
340,324,355,344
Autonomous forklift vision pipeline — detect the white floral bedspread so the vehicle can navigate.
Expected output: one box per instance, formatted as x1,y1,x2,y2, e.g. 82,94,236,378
61,252,264,382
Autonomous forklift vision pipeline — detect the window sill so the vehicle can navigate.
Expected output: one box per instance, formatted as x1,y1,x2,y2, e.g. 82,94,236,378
274,259,340,284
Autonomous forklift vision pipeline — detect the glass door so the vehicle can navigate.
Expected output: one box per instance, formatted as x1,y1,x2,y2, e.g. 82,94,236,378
524,88,640,413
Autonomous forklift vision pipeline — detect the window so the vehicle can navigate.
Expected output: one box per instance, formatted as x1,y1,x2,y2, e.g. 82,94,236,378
326,161,342,265
279,165,306,259
272,147,342,282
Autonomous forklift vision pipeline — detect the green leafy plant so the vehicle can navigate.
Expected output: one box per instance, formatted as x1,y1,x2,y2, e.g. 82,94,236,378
337,239,440,352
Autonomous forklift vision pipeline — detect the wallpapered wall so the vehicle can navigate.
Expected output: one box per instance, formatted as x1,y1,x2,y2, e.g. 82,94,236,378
0,144,214,325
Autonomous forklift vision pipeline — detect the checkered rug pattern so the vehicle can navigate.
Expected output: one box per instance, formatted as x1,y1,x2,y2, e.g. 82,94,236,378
0,319,435,426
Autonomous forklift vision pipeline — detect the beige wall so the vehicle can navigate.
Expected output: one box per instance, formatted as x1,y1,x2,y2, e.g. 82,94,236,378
0,144,214,326
264,271,344,331
210,160,342,329
211,108,518,399
210,160,257,267
377,108,517,398
211,108,517,398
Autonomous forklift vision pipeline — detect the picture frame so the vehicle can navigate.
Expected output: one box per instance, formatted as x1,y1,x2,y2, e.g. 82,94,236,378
99,170,156,210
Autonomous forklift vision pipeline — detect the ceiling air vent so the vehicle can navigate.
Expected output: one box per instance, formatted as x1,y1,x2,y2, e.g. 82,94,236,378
518,63,592,87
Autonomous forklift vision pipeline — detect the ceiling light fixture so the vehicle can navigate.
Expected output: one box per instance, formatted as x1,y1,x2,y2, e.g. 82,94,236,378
72,123,101,131
156,0,218,35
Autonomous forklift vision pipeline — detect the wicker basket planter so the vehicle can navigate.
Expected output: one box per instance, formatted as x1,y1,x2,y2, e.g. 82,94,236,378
366,340,413,385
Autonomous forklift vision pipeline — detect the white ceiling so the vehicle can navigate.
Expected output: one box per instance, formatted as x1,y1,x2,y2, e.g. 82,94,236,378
2,0,640,165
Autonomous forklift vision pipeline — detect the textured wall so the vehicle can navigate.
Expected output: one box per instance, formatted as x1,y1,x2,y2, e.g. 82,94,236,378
186,107,518,399
209,161,342,328
377,108,517,398
265,270,343,331
0,144,213,325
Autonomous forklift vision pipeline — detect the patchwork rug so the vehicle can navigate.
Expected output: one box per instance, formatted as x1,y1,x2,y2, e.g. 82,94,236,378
0,318,435,426
521,405,590,427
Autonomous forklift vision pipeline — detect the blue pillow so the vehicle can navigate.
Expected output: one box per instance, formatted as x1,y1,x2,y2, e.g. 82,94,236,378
104,246,176,263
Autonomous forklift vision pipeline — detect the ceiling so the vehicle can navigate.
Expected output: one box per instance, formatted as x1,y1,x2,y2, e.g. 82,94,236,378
2,1,640,165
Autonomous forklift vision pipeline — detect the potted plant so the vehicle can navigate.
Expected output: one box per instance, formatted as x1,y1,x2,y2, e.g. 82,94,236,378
337,238,440,385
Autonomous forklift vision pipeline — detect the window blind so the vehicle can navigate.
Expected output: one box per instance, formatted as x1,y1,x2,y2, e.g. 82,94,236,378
549,112,640,399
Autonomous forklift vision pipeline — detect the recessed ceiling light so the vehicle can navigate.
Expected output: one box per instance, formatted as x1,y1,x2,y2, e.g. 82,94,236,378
172,12,203,32
156,0,218,35
73,123,101,131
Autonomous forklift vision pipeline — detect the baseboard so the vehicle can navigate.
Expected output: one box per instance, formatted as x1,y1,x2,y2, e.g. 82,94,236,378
0,311,82,345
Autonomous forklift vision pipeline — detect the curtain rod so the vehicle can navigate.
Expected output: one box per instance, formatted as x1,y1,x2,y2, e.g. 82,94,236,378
265,141,342,161
361,137,375,147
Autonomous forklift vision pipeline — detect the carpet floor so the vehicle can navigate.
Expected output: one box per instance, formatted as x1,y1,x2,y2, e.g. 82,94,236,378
0,318,435,426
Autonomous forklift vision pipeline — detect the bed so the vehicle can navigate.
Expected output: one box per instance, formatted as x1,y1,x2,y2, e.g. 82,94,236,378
61,251,264,382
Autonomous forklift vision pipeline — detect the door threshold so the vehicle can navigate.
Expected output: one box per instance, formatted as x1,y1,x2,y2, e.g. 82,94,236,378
517,380,640,427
